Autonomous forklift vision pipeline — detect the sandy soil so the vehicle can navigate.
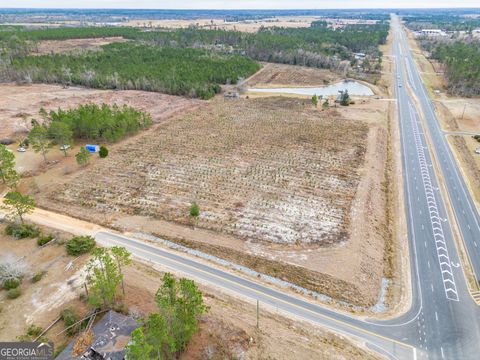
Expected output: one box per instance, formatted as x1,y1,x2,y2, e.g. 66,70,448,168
0,224,88,344
245,62,340,88
440,99,480,133
33,37,126,55
0,83,201,140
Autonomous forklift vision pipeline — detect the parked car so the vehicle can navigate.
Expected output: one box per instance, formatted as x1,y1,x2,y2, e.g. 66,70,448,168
17,147,26,152
475,148,480,155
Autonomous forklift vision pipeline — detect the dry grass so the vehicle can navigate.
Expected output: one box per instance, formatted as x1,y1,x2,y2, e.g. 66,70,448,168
33,37,126,55
0,83,201,140
43,97,368,246
0,223,88,344
246,62,340,88
121,16,318,33
448,136,480,204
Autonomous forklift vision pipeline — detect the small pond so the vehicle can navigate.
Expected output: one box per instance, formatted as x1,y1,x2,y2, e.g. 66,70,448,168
248,80,374,96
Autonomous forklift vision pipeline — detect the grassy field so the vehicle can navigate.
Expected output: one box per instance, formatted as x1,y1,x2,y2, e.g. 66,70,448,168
44,97,368,246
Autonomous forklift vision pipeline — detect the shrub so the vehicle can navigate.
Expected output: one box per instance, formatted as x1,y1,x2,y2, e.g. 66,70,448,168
189,202,200,217
60,308,86,336
31,271,46,283
5,223,40,239
65,236,96,256
37,234,54,246
3,278,21,290
99,146,109,158
26,324,42,338
7,287,21,299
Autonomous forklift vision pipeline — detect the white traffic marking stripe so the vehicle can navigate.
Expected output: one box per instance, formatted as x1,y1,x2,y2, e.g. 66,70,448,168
409,103,459,302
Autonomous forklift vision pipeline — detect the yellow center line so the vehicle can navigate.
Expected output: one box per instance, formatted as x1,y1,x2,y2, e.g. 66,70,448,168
99,233,415,353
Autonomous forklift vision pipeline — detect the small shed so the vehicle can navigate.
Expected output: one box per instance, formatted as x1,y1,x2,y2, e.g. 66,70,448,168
56,311,138,360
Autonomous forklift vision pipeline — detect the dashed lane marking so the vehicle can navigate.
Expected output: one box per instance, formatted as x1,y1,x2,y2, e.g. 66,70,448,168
409,102,459,302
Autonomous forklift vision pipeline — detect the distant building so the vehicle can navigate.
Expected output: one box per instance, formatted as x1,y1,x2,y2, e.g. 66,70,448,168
56,311,138,360
419,29,446,37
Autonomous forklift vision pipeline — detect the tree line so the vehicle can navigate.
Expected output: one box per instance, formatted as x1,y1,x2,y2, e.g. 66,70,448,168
1,22,387,80
418,37,480,96
9,43,260,99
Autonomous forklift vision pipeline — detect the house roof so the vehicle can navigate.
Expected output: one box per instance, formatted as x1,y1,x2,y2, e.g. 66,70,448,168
56,311,138,360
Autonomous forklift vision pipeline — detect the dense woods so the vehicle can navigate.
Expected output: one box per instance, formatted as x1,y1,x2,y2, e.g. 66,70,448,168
10,43,260,99
431,41,480,96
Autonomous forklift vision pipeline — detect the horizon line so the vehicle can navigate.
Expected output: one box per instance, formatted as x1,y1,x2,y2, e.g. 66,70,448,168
1,7,480,10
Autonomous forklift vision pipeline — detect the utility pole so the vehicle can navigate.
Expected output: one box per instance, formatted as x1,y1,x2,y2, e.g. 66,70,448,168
256,299,259,329
461,103,467,119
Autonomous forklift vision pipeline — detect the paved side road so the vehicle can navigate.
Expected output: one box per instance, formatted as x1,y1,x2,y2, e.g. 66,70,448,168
94,231,415,360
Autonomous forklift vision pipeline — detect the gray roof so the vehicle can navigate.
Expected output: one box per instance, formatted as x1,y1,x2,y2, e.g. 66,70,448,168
56,311,138,360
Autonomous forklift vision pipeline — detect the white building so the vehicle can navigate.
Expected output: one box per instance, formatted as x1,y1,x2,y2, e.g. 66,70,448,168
419,29,446,37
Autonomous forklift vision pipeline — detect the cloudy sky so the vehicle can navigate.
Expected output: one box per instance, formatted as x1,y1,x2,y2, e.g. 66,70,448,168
2,0,479,9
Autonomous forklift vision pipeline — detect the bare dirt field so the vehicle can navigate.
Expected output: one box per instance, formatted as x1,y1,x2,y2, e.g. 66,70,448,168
245,62,340,88
33,37,125,55
0,223,88,345
30,94,390,307
0,83,201,140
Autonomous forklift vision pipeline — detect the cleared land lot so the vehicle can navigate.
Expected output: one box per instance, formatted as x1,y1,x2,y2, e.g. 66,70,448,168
33,36,125,55
46,97,367,245
246,62,340,88
0,83,201,139
33,94,390,307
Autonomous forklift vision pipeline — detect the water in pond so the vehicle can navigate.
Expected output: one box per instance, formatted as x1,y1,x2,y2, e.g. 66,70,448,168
248,80,374,96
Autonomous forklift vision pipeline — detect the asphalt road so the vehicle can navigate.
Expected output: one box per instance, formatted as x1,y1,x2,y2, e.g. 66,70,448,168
88,16,480,360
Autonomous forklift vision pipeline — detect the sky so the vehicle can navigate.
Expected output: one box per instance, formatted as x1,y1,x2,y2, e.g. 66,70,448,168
1,0,479,9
